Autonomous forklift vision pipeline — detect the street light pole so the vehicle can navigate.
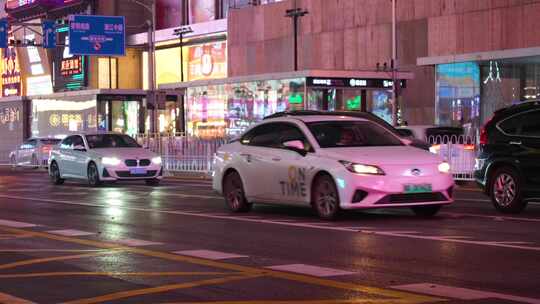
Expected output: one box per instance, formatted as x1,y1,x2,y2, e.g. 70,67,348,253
128,0,156,132
285,1,308,71
391,0,398,126
173,26,193,82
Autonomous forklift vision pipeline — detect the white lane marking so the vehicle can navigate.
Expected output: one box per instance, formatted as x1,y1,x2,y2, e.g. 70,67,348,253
46,229,95,237
114,238,163,247
0,292,36,304
266,264,355,277
366,231,540,251
173,250,248,260
441,211,540,223
392,283,540,304
1,194,539,252
0,219,38,228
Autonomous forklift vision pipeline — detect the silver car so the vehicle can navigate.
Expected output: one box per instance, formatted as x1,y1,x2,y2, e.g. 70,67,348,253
10,138,61,168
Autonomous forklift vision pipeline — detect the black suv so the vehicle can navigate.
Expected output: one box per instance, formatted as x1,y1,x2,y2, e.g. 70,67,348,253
475,101,540,213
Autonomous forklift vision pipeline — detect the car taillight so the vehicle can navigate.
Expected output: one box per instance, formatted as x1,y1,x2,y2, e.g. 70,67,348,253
479,115,495,145
464,144,475,151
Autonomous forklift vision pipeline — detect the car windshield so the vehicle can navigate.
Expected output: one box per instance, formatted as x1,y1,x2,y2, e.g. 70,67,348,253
307,121,404,148
40,139,61,145
85,134,141,149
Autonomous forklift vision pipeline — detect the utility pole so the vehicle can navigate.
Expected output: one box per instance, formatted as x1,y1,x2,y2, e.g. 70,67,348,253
173,26,194,82
391,0,398,126
285,0,308,71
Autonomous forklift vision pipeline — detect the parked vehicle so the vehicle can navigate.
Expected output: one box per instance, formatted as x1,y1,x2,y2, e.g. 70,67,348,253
49,133,163,186
9,138,61,168
475,101,540,213
213,114,454,220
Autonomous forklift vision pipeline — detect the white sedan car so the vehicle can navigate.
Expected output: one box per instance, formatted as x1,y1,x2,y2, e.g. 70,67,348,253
10,138,61,167
213,115,454,219
49,133,163,186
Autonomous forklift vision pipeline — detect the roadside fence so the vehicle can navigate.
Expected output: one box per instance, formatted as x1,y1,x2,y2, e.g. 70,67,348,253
426,134,478,181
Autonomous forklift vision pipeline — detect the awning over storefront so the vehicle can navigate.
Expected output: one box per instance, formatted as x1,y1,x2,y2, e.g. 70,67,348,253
417,46,540,66
159,70,414,91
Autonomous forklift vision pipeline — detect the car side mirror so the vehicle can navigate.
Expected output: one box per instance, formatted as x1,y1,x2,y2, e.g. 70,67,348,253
73,145,86,152
401,138,413,146
283,140,307,156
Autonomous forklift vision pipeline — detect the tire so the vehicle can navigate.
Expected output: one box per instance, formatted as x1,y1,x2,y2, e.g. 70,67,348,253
490,166,526,214
145,178,160,186
312,174,340,220
31,154,39,168
411,205,442,217
87,162,102,187
49,162,64,185
222,171,252,212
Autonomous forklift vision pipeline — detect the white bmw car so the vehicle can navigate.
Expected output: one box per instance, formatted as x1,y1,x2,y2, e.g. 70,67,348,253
213,115,454,219
49,133,163,186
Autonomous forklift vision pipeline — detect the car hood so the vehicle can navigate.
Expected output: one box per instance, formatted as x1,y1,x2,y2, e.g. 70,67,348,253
90,148,157,159
318,146,443,165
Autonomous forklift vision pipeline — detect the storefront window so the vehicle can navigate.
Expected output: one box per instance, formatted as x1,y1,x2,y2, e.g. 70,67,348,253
186,78,305,138
480,59,540,122
98,57,118,89
367,90,393,124
435,62,481,134
31,97,97,138
158,101,179,133
111,100,140,136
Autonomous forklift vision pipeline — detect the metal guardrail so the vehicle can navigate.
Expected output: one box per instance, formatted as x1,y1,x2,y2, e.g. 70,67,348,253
427,134,478,181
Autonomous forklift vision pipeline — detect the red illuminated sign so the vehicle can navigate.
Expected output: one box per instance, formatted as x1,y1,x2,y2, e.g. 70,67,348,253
6,0,79,10
60,57,82,76
1,47,21,97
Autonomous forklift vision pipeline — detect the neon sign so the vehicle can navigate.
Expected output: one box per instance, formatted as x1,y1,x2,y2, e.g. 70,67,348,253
1,47,22,97
6,0,80,9
0,107,20,125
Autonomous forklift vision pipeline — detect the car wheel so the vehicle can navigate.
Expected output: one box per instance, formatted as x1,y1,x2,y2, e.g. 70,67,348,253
49,162,64,185
312,174,340,220
145,178,160,186
31,154,39,168
222,171,252,212
490,166,526,213
10,155,16,168
87,162,102,187
411,205,442,217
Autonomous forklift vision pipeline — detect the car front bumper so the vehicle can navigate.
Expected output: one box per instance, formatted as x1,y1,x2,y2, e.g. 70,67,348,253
99,164,164,181
337,172,454,210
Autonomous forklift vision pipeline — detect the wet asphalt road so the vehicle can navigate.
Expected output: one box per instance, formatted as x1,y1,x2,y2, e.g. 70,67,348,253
0,168,539,304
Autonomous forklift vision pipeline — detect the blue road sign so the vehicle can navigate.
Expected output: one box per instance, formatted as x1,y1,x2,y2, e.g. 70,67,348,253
68,15,125,56
42,20,56,49
0,19,8,49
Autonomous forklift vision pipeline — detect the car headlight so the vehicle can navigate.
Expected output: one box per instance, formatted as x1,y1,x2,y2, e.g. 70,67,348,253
339,161,385,175
438,162,451,174
102,157,121,166
152,156,162,165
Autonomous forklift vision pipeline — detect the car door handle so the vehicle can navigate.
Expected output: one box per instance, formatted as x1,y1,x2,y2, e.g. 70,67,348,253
240,153,252,162
509,141,522,146
271,157,281,162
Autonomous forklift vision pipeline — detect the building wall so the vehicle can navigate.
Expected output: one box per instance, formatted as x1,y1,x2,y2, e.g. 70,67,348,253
118,49,143,89
227,0,540,124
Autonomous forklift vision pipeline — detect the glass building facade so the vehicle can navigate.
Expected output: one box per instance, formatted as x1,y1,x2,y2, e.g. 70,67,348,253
435,57,540,135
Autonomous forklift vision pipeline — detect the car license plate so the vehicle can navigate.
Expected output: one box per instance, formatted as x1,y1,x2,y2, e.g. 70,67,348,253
130,168,147,175
404,184,432,194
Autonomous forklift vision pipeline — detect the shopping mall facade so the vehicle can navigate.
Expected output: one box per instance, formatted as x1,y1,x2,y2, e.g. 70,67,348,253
2,0,540,159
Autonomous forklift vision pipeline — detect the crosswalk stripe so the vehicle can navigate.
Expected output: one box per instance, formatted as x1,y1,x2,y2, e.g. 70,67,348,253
265,264,355,277
0,219,38,228
173,250,248,260
46,229,95,237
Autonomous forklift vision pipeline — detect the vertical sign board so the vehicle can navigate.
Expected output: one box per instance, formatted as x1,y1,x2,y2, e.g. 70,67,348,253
42,20,56,49
0,19,8,49
68,15,125,56
54,26,86,91
2,47,22,97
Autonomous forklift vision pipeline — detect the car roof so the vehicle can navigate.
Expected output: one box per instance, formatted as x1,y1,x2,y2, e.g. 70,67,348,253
268,115,368,123
495,100,540,117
